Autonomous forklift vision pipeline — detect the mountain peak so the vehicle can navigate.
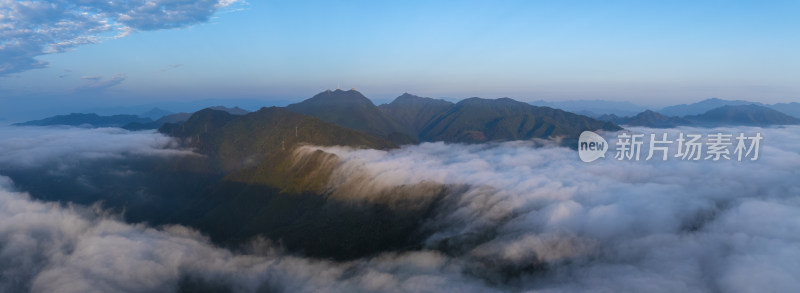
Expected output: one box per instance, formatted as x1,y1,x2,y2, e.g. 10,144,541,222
637,110,661,117
208,106,249,115
388,93,452,106
287,90,414,143
304,89,374,106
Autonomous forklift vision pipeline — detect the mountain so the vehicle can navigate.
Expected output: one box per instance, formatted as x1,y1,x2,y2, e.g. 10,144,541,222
160,107,395,172
600,110,693,128
14,113,151,127
766,102,800,118
685,104,800,126
529,99,647,117
156,112,193,124
122,112,193,130
139,107,173,120
659,98,762,117
287,89,415,144
378,93,454,139
418,97,621,143
154,107,434,258
208,106,249,115
9,107,409,260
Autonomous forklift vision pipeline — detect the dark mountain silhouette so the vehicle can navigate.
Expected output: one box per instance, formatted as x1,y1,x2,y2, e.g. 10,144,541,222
160,107,395,172
153,107,439,259
599,110,693,128
14,113,151,127
208,106,249,115
418,97,620,143
378,93,454,139
685,104,800,126
287,89,415,144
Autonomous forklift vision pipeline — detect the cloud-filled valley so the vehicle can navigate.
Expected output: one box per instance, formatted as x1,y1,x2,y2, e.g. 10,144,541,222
0,125,798,292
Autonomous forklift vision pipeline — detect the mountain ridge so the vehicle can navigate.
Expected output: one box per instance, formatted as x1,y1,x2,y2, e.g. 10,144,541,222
287,89,416,144
685,104,800,126
418,97,621,143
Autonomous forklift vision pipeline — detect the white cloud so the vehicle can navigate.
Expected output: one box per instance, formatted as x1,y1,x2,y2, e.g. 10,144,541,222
298,125,800,292
0,176,492,293
0,0,240,75
0,126,194,168
0,125,798,292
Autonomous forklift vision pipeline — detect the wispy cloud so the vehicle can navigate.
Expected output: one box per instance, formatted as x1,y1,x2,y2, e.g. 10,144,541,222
0,0,240,76
159,63,183,73
58,69,72,78
0,126,194,168
76,73,126,91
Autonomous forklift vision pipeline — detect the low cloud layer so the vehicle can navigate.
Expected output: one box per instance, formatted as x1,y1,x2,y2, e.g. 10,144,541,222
0,126,194,168
0,177,491,293
304,125,800,292
0,0,238,75
0,125,798,292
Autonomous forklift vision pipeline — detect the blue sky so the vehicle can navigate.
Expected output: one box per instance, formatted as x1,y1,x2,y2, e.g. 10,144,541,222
1,0,799,119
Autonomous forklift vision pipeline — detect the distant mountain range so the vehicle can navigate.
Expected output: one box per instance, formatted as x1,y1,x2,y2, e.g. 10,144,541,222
770,102,800,118
599,110,694,128
14,106,250,130
601,104,800,127
529,97,800,120
529,99,647,117
659,98,764,116
14,113,151,127
685,104,800,126
13,93,799,135
659,98,800,118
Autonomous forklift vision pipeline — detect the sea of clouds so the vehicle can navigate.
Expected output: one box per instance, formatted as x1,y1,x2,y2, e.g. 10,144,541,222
0,125,798,292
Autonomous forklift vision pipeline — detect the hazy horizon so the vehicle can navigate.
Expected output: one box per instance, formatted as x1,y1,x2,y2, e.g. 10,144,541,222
2,1,799,121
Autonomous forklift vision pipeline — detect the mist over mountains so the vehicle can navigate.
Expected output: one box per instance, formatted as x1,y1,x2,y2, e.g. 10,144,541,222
0,124,798,292
3,89,799,292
